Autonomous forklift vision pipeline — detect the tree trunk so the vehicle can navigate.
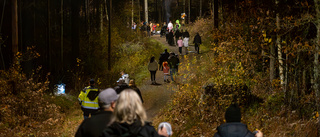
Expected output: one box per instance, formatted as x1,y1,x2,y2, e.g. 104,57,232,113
12,0,18,63
270,44,275,83
47,0,51,71
100,1,103,33
276,0,284,88
144,0,148,23
108,0,112,70
188,0,190,23
61,0,64,70
132,0,134,25
138,0,140,23
200,0,202,17
71,0,80,67
213,0,218,28
314,0,320,135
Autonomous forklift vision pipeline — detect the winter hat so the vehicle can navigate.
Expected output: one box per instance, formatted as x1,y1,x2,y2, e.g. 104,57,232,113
90,79,95,84
225,103,241,123
158,122,173,136
98,88,119,105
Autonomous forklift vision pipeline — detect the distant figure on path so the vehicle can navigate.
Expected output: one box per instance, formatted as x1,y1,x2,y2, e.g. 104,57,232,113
177,37,183,55
159,49,170,71
168,52,179,82
183,30,190,55
168,30,174,46
213,103,264,137
193,33,202,54
148,56,158,85
78,79,99,119
168,21,173,32
162,61,170,83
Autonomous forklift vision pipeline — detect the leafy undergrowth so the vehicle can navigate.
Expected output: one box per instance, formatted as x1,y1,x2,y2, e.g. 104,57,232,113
0,63,80,136
153,17,318,137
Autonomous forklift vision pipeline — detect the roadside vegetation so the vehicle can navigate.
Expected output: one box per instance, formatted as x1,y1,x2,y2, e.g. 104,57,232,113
154,4,319,136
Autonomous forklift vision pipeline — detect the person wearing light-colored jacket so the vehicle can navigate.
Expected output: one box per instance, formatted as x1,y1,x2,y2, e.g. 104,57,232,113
148,56,158,84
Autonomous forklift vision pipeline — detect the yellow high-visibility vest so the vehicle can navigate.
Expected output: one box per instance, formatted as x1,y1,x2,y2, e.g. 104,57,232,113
78,86,99,109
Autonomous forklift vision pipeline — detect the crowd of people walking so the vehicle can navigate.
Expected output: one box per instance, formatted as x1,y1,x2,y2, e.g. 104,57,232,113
75,19,263,137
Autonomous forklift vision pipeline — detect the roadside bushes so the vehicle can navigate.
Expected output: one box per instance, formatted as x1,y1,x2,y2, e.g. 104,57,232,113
0,63,75,136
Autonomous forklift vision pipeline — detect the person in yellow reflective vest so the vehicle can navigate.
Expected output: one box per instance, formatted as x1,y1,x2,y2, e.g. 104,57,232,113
78,79,99,119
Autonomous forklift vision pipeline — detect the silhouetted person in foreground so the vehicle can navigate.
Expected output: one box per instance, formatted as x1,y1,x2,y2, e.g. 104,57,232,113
214,103,263,137
129,79,144,103
101,89,159,137
75,88,118,137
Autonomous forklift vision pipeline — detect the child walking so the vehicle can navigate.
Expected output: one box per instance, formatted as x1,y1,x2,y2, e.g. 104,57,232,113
163,61,170,83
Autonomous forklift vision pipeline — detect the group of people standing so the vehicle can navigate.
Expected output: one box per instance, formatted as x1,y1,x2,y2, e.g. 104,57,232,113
76,78,173,137
148,49,180,84
76,80,263,137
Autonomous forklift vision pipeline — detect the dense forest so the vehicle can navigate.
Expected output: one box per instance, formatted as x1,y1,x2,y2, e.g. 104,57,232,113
1,0,320,136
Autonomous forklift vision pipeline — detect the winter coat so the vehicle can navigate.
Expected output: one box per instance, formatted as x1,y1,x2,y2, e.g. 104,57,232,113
101,120,159,137
163,62,170,75
194,34,202,44
183,38,189,47
75,111,113,137
168,56,179,69
177,39,183,47
213,123,255,137
148,61,158,71
183,31,190,38
114,83,130,94
129,86,144,103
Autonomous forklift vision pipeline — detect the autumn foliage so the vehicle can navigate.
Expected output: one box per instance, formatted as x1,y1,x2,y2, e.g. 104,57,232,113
154,1,319,136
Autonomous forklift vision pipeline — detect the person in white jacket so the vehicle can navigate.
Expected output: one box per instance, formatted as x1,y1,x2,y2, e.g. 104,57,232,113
167,21,173,32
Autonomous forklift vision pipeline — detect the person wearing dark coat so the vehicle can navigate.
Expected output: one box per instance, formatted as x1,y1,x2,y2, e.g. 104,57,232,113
168,30,174,46
183,30,190,38
168,52,180,81
159,49,170,71
174,29,182,46
129,79,144,103
114,79,130,94
75,88,118,137
101,89,159,137
193,33,202,54
213,104,263,137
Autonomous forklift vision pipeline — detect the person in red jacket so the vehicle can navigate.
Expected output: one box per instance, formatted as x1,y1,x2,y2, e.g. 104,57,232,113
162,61,170,83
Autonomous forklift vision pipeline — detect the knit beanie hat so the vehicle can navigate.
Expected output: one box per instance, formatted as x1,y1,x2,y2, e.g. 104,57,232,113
225,104,241,123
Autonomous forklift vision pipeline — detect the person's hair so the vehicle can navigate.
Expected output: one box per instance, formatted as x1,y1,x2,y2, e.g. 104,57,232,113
113,89,147,125
129,79,135,87
150,56,155,63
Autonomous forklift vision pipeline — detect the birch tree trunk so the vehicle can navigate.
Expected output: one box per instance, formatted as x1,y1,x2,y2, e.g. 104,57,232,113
144,0,148,23
313,0,320,135
276,0,284,88
12,0,18,62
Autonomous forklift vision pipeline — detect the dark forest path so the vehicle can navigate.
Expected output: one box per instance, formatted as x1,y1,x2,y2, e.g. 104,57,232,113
142,34,198,121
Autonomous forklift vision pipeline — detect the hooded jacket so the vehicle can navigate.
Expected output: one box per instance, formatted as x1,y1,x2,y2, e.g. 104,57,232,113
213,122,255,137
102,120,159,137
